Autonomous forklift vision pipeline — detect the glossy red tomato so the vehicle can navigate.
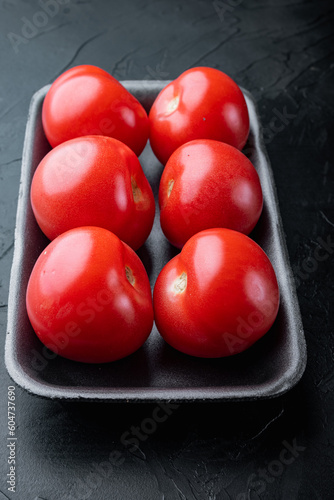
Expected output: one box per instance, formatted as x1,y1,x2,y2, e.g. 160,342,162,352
42,65,149,156
159,139,263,248
149,67,249,165
31,135,155,250
26,227,154,363
153,228,279,358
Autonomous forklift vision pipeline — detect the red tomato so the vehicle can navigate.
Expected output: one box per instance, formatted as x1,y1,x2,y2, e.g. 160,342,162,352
42,65,149,156
159,139,263,248
31,136,155,250
153,228,279,358
26,227,154,363
149,67,249,165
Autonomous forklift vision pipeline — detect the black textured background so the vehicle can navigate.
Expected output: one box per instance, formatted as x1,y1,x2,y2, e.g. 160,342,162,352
0,0,333,499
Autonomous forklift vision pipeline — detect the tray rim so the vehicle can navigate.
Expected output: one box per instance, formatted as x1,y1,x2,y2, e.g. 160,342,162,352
5,81,307,402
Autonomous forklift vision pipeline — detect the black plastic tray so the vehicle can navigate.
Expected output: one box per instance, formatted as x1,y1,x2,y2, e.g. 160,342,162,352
5,81,306,402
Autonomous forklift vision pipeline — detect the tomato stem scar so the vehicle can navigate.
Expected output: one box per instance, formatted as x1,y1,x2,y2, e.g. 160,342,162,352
166,95,179,114
125,266,135,286
167,179,174,197
173,272,187,293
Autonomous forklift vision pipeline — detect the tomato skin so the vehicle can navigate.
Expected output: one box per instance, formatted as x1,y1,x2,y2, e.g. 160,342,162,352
149,67,249,165
42,65,149,156
26,227,153,363
153,228,279,358
31,136,155,250
159,139,263,248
